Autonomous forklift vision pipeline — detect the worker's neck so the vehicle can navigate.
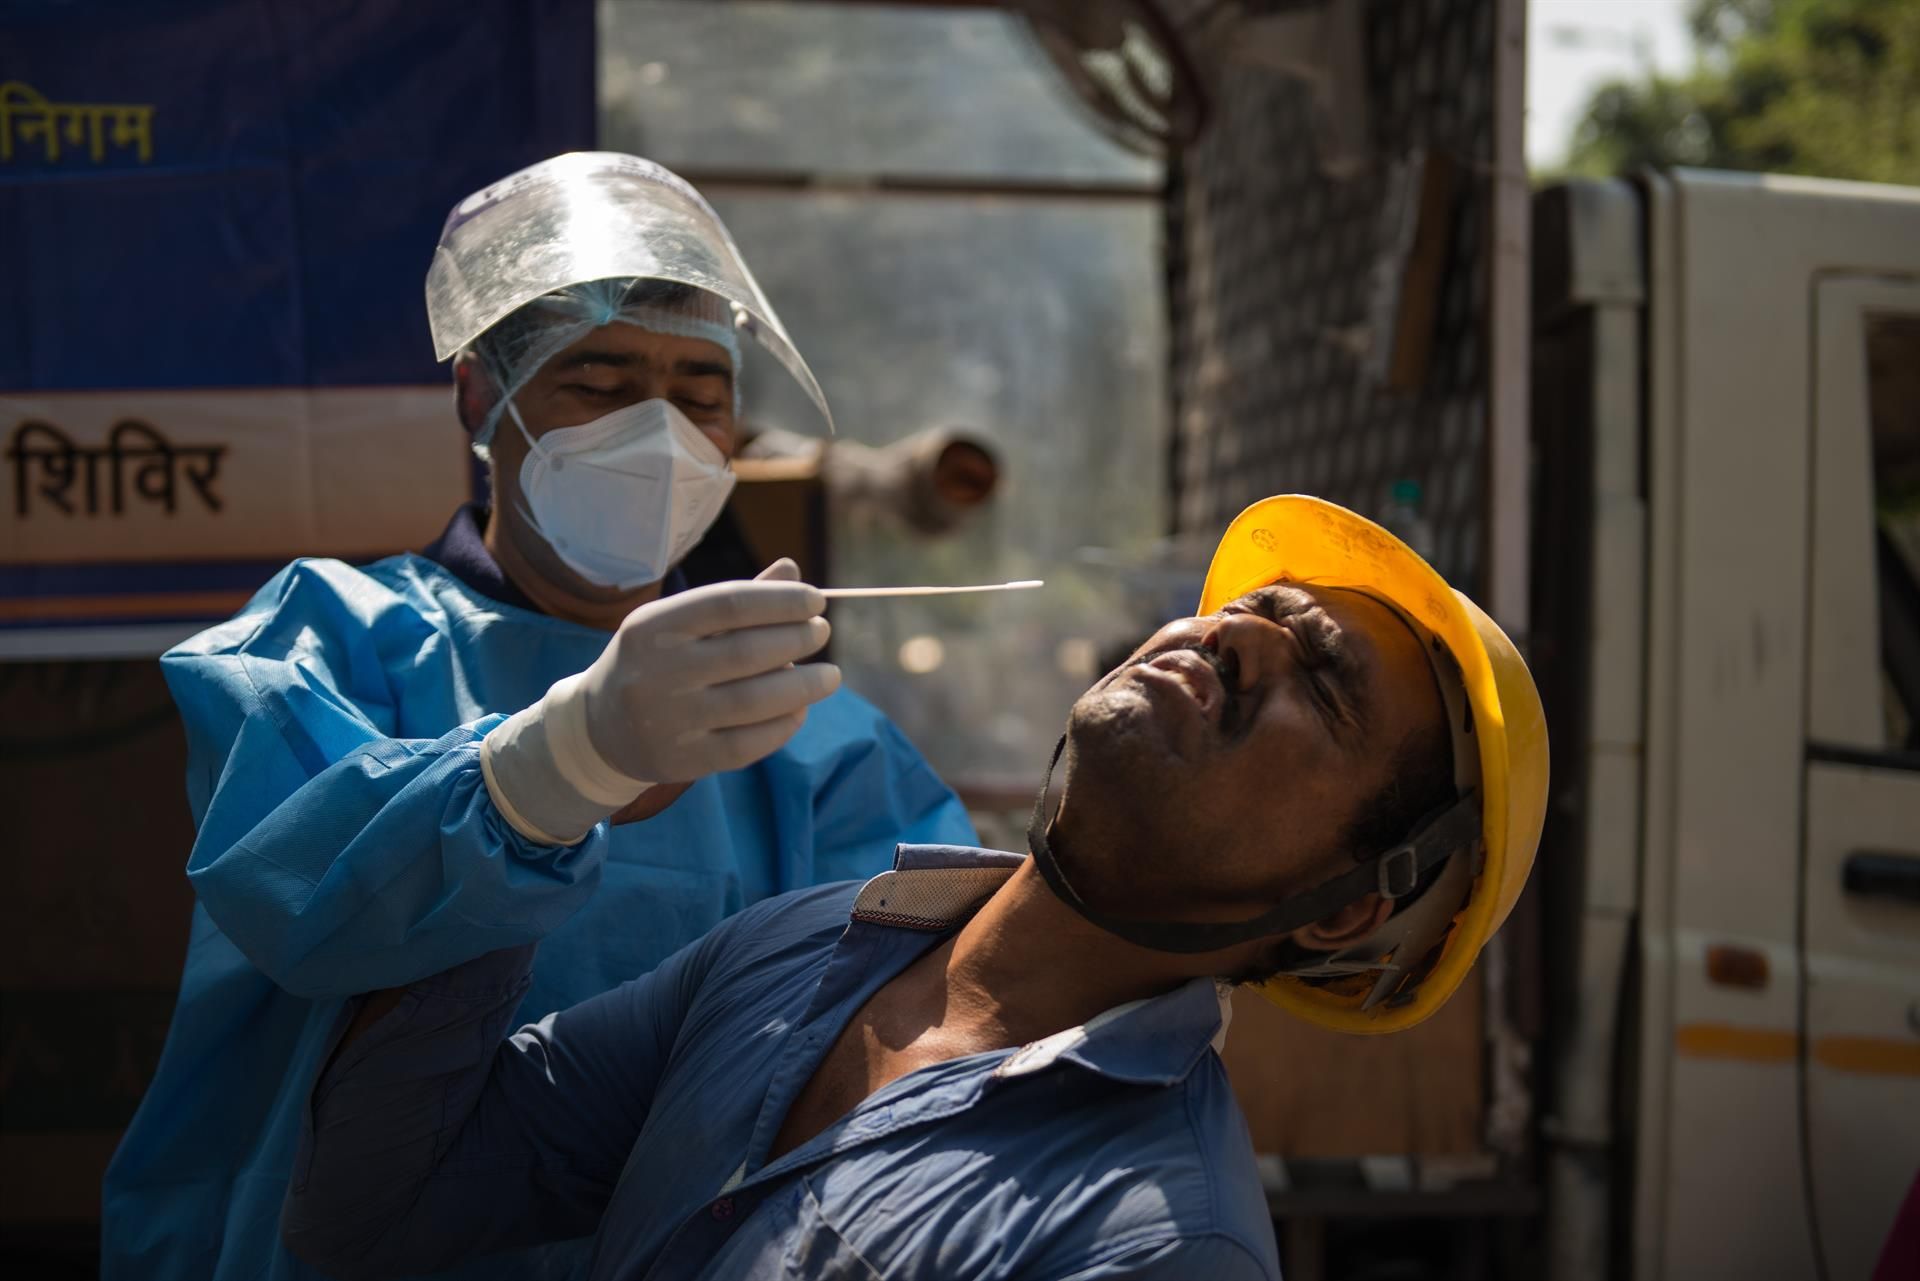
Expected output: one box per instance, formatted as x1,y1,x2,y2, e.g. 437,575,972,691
483,500,661,630
924,860,1207,1048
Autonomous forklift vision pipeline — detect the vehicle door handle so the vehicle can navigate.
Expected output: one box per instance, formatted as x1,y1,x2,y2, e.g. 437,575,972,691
1842,852,1920,905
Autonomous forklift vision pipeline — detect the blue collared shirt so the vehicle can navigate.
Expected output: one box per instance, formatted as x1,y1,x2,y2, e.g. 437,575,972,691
285,845,1281,1281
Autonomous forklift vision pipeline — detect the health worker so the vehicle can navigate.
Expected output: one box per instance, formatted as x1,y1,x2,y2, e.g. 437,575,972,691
102,152,975,1281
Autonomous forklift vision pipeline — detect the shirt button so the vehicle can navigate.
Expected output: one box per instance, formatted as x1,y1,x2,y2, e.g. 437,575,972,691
710,1197,735,1221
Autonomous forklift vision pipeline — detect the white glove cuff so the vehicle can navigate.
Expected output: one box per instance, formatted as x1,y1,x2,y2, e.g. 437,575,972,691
480,675,651,847
542,672,656,804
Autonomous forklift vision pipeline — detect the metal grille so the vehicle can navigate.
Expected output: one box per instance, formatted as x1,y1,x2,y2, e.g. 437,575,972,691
1165,0,1498,590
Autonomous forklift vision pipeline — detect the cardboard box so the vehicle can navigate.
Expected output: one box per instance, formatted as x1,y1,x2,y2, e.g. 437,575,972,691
1221,970,1485,1157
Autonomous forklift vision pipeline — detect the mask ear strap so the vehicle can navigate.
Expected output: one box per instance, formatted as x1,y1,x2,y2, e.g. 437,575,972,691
507,397,539,452
504,397,560,549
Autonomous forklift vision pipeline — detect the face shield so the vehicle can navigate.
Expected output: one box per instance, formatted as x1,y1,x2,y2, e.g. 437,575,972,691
426,152,832,446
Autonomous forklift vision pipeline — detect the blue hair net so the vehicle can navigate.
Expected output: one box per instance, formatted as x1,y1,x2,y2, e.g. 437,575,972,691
466,277,745,455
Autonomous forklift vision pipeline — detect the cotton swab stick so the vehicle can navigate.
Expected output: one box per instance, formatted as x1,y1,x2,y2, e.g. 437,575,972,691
819,580,1044,600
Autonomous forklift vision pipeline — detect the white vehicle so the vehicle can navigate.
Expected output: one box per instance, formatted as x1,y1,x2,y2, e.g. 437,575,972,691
1533,168,1920,1281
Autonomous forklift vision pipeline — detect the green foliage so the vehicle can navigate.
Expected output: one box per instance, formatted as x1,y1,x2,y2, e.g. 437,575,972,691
1561,0,1920,185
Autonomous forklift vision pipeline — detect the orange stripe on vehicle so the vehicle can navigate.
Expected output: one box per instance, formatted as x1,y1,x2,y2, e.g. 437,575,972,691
1814,1037,1920,1077
1674,1024,1798,1062
0,591,252,622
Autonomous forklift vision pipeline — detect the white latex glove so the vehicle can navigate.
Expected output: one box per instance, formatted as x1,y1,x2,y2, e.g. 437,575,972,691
481,560,839,845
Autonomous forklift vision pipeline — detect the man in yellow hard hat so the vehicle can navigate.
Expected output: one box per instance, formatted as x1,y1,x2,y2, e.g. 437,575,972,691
1032,492,1549,1034
280,496,1548,1281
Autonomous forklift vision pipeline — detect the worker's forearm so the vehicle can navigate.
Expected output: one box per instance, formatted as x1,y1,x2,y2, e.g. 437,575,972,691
284,945,537,1280
338,988,408,1053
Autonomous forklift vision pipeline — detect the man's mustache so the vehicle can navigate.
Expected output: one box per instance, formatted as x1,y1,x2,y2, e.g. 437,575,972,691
1129,643,1244,739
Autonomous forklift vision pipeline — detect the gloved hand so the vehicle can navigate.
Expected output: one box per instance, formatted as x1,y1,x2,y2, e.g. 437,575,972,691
481,559,839,845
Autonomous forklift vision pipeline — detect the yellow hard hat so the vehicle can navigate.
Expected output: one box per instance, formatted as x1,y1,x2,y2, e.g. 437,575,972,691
1198,495,1548,1034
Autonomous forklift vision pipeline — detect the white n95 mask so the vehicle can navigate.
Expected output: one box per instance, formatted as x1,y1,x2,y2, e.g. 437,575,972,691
510,397,736,590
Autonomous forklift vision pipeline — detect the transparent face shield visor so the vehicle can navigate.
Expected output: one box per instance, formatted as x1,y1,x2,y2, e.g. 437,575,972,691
426,151,832,432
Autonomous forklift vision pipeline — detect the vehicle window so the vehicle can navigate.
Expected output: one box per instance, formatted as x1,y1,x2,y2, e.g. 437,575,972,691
1869,312,1920,749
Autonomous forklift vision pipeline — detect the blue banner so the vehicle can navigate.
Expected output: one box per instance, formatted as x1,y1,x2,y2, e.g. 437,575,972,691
0,1,594,647
0,0,596,391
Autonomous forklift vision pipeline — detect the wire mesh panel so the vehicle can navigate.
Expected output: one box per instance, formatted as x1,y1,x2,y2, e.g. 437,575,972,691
1165,0,1498,590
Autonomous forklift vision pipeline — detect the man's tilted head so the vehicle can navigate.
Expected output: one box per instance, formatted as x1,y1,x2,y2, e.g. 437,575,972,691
1030,494,1549,1034
1055,582,1452,948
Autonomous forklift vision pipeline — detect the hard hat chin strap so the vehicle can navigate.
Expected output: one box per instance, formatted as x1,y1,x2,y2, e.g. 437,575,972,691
1025,735,1481,956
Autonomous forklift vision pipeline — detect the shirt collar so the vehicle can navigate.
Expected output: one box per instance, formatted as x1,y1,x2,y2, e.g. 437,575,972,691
995,977,1233,1087
854,844,1235,1087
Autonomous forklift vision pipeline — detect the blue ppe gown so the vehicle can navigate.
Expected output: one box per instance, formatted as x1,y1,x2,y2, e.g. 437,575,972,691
101,536,975,1281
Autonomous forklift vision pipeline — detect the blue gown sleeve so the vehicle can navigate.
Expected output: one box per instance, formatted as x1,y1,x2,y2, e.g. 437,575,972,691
166,561,606,998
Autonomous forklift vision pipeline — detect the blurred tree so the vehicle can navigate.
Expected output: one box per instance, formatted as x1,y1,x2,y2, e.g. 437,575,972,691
1561,0,1920,184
